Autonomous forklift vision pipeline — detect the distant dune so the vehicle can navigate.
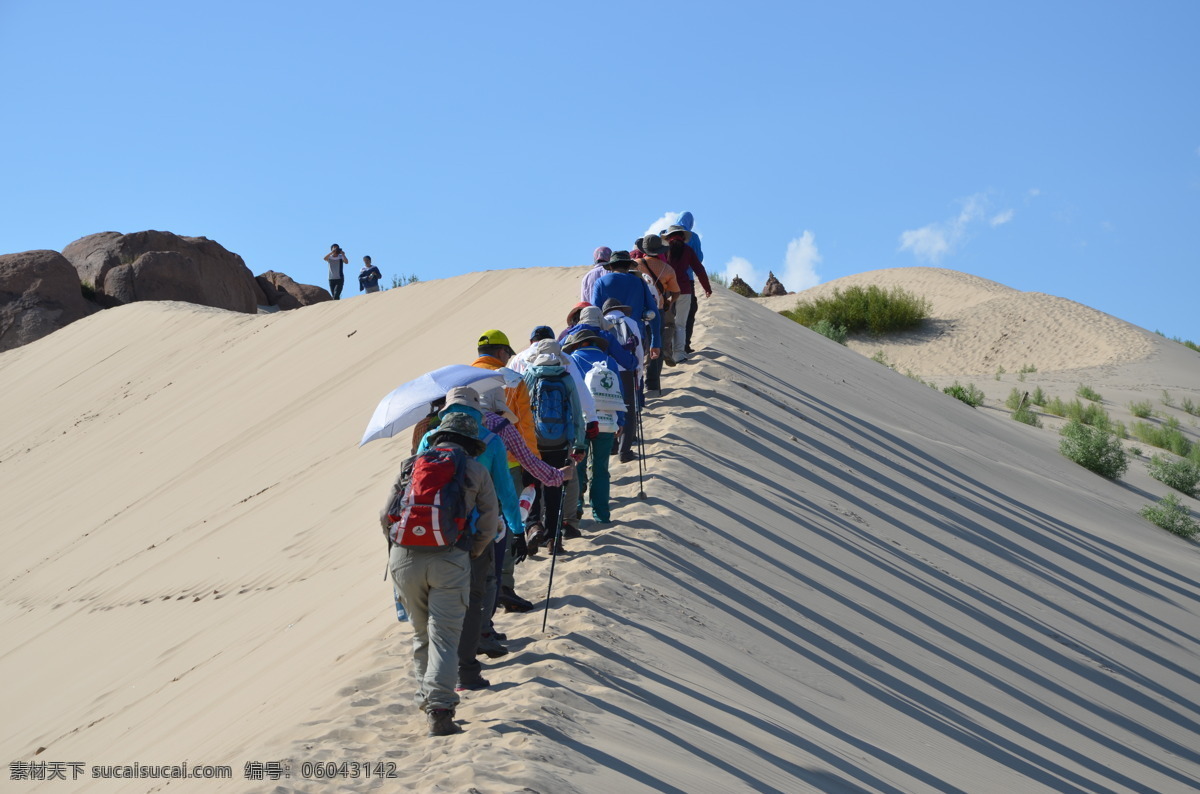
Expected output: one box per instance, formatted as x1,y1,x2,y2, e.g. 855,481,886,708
3,267,1200,792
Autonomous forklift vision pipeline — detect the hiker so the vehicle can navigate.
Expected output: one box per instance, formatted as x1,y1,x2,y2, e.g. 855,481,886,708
382,411,498,736
359,256,382,294
677,212,706,353
513,326,599,426
324,243,349,300
563,330,625,522
600,296,645,462
415,387,523,684
471,330,541,609
635,235,680,386
477,386,575,613
663,224,712,361
580,247,612,303
522,340,588,555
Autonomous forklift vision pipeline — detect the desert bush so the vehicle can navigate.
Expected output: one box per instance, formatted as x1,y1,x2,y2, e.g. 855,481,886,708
1147,455,1200,497
1182,397,1199,417
1031,386,1047,406
1130,420,1193,457
944,382,985,408
1077,384,1102,402
1046,397,1109,427
782,285,930,336
871,350,891,367
709,272,729,288
994,365,1006,381
390,273,420,288
1005,388,1024,410
1059,420,1128,479
811,319,848,345
1129,400,1153,418
1140,494,1199,538
1012,404,1042,427
1162,390,1177,408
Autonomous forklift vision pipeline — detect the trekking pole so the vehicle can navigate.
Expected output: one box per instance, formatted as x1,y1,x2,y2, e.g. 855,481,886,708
540,497,566,633
635,392,647,499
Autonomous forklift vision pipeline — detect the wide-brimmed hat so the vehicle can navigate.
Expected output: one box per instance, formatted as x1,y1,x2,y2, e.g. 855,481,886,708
528,338,570,368
641,234,666,256
663,224,692,243
477,329,516,356
578,305,613,330
593,246,612,264
602,297,632,315
442,386,483,415
562,328,609,354
606,250,633,269
427,412,485,456
479,387,518,424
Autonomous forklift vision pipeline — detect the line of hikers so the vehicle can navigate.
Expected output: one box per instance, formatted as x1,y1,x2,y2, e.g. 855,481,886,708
379,215,711,736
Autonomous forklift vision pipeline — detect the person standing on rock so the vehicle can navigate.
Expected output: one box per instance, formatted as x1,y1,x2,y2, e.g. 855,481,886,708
324,243,349,299
359,256,382,294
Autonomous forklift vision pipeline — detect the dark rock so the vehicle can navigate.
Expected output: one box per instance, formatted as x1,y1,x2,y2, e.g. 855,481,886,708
762,271,788,297
728,275,759,298
255,271,332,310
0,250,90,352
61,230,258,313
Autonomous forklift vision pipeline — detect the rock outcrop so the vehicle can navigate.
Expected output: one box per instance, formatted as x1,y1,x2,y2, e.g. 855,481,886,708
61,231,259,313
0,250,91,353
255,271,332,311
762,271,788,297
728,275,759,298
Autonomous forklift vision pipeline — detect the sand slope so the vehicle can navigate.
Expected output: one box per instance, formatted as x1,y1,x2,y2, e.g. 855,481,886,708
3,268,1200,792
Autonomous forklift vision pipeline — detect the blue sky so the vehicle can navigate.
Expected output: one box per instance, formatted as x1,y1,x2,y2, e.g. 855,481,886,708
3,1,1197,337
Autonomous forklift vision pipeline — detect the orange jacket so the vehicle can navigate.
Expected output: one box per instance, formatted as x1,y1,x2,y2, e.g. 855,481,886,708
472,355,539,467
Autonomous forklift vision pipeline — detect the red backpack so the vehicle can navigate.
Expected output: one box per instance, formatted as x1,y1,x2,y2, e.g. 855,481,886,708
385,446,470,548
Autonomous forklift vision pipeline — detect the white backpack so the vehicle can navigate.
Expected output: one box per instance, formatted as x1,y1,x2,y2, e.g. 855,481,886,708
584,361,626,411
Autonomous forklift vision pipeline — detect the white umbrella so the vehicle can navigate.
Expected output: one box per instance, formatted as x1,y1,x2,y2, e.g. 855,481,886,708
359,365,507,447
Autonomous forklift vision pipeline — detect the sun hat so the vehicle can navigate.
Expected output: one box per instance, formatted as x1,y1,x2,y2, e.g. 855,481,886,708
663,224,692,243
593,246,612,264
578,305,613,331
602,297,632,315
479,388,518,424
442,386,483,415
529,325,555,342
566,301,591,328
641,234,666,256
427,412,485,456
562,328,610,354
607,250,633,269
528,338,570,367
477,329,516,356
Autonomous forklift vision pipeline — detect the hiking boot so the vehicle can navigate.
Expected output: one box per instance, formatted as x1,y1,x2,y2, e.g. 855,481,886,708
525,524,548,556
476,635,509,658
427,708,460,736
456,674,489,692
664,357,677,367
619,450,637,463
499,587,534,612
562,525,582,539
548,537,567,556
685,345,695,354
492,631,507,641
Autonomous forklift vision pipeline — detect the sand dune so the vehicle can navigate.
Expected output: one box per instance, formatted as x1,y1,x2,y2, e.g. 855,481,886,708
3,267,1200,792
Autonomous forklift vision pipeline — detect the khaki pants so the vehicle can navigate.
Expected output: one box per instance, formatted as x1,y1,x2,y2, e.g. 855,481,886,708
390,545,470,712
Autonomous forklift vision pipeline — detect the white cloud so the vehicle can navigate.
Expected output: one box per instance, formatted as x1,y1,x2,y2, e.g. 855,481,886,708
644,212,681,240
720,230,822,293
1028,187,1041,197
990,209,1015,227
783,231,822,290
718,256,764,293
898,193,990,264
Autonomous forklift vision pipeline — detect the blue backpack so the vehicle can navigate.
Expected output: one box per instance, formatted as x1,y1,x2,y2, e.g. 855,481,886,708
528,371,572,449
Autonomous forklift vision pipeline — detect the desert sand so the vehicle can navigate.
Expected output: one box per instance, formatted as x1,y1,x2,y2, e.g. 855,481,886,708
3,266,1199,793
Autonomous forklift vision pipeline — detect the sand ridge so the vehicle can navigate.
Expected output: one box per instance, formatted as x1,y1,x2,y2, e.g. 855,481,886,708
2,268,1200,792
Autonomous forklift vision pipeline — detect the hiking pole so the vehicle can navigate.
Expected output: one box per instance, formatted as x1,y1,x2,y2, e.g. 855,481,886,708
635,393,647,499
540,485,566,633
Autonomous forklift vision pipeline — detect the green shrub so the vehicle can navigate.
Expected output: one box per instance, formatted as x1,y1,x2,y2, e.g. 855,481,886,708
1162,390,1176,408
1077,384,1102,402
1131,420,1193,457
1182,397,1199,417
1140,493,1199,538
1046,398,1110,427
1129,400,1153,418
944,382,985,408
1031,386,1047,406
1059,420,1128,479
782,285,930,336
709,272,729,288
994,365,1006,381
1005,388,1024,410
390,273,420,288
1147,455,1200,497
1012,404,1042,427
811,319,848,345
871,350,891,367
80,281,96,301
